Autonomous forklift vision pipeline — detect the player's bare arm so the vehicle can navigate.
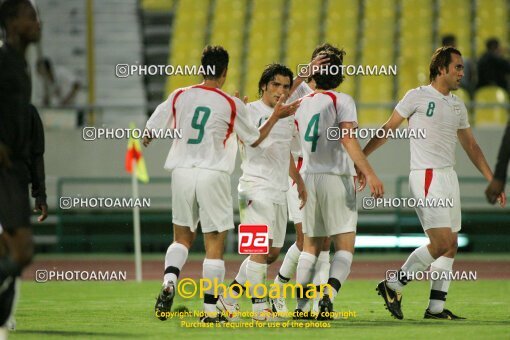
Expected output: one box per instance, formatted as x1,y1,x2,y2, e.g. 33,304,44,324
458,127,506,207
251,95,300,147
289,154,307,209
341,121,384,197
486,124,510,204
363,110,406,157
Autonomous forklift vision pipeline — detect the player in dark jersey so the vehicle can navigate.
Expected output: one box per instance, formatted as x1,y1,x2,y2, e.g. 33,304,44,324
0,0,46,331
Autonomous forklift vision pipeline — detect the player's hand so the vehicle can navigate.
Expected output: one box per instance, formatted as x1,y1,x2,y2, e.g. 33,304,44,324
296,177,307,209
308,53,330,76
34,201,48,222
273,95,300,119
234,91,248,104
143,136,152,147
0,144,12,168
366,174,384,198
485,179,505,205
497,192,507,207
354,165,366,191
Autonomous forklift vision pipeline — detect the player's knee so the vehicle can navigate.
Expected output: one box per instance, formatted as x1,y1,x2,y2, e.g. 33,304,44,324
449,239,458,253
173,235,194,250
430,240,450,256
267,248,281,264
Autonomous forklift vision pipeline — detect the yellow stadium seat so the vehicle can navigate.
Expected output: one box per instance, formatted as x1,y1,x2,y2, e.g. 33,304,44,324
244,0,284,98
438,0,471,57
209,0,247,94
286,0,321,73
475,0,508,55
166,0,210,93
358,108,391,127
474,86,509,126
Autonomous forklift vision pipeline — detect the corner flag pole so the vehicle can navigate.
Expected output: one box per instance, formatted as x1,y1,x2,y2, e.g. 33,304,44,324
132,160,143,282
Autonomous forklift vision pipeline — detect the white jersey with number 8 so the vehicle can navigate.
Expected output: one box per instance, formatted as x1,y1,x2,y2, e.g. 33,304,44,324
395,85,470,170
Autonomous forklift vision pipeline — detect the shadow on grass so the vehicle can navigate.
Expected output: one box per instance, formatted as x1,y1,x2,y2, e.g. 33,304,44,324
14,330,139,337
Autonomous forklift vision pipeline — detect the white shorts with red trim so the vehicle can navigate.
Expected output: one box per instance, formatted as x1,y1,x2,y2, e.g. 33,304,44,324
409,167,461,232
302,173,357,237
171,167,234,233
238,197,287,248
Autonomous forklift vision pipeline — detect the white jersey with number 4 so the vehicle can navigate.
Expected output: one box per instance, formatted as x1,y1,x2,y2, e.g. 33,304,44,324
395,85,470,170
238,100,297,203
295,91,358,175
146,85,260,174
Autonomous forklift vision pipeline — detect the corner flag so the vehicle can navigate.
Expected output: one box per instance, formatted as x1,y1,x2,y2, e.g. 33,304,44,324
125,122,149,183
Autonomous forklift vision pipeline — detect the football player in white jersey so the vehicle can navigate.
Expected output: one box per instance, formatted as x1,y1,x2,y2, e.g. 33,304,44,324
216,64,306,321
364,46,506,320
143,46,299,323
293,49,384,320
272,45,339,316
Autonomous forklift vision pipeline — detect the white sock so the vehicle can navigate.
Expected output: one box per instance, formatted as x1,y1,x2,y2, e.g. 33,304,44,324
327,250,353,298
387,245,435,292
296,252,317,310
224,257,250,305
428,256,454,313
163,242,189,285
246,260,268,312
275,243,301,284
235,256,250,285
202,259,225,315
313,251,330,286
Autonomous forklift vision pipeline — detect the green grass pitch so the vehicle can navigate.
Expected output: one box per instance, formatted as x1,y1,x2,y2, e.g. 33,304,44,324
10,279,510,339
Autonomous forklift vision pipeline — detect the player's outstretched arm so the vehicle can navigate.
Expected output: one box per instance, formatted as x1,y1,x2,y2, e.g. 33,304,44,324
458,127,506,207
341,122,384,198
289,154,307,209
363,110,405,157
251,95,300,147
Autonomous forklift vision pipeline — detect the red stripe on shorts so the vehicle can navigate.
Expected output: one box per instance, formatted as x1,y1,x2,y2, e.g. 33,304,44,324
424,168,433,197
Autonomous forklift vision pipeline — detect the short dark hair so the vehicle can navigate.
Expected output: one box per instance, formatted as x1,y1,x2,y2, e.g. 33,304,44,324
0,0,31,30
486,38,499,51
201,45,228,80
311,42,344,60
441,34,456,47
258,63,293,97
312,50,345,90
429,46,462,82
